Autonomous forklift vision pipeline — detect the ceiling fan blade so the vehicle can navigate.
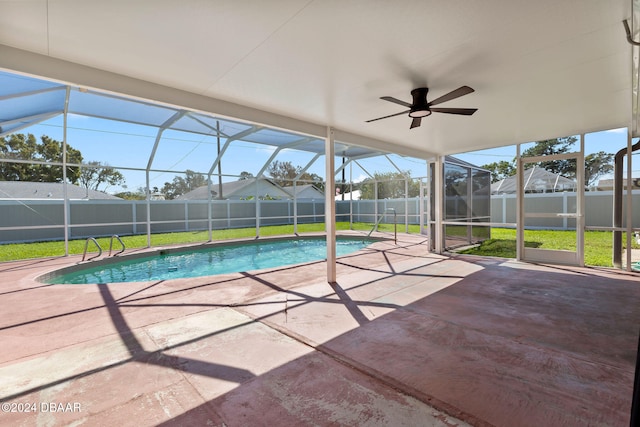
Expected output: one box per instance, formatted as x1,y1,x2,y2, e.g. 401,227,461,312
380,96,412,108
410,117,422,129
428,86,474,106
365,109,410,123
430,107,477,115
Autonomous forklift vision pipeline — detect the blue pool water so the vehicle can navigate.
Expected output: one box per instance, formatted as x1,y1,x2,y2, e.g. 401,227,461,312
45,237,373,284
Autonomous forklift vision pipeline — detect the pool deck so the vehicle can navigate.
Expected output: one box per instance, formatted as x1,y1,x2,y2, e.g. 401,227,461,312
1,231,640,426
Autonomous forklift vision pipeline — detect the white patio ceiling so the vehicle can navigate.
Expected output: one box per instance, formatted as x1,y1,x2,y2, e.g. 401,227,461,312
0,0,631,159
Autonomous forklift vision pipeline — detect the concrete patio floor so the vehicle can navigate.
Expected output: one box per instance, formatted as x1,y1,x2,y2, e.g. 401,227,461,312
1,232,639,426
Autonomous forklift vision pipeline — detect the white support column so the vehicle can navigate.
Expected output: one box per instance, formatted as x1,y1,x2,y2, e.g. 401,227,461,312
325,127,336,284
405,178,409,232
207,174,213,241
216,121,223,201
293,181,298,234
627,129,633,271
349,162,353,230
434,156,444,253
255,180,260,238
374,181,378,231
419,180,425,236
425,161,431,244
62,86,71,256
578,133,585,267
145,171,152,247
516,144,523,261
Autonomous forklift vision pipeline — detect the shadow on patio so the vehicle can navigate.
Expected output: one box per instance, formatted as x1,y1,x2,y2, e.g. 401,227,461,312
1,235,639,426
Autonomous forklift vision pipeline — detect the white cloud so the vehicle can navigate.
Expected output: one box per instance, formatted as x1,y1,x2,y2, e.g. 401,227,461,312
256,145,277,154
352,173,369,183
604,128,627,134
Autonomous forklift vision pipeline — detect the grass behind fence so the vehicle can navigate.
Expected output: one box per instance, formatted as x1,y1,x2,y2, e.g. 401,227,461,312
1,223,636,268
0,222,416,262
457,228,639,267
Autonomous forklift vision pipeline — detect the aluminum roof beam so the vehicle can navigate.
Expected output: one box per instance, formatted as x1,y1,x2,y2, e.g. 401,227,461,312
295,153,323,182
0,111,62,138
207,125,263,176
353,160,374,179
0,84,65,101
255,137,315,178
0,46,435,160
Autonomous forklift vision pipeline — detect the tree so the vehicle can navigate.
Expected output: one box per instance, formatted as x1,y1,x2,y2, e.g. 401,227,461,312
520,137,577,176
0,133,83,183
584,151,614,187
114,186,147,200
78,161,125,191
481,137,614,187
238,171,254,180
481,160,515,183
444,166,468,197
358,171,420,199
161,170,208,199
302,172,324,192
267,161,298,186
267,160,324,190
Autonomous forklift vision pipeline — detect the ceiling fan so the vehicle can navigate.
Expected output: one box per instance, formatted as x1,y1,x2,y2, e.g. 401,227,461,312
366,86,477,129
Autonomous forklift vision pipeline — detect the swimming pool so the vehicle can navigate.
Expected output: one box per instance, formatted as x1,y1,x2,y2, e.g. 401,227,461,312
42,237,375,284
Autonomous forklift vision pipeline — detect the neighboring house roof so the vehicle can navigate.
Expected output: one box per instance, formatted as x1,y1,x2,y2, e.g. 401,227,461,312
286,184,324,199
445,155,489,171
0,181,121,199
176,178,291,200
174,185,212,200
595,178,640,191
491,167,576,194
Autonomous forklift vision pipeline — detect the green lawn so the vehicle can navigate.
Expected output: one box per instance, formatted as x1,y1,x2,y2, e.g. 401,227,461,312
0,222,417,262
457,228,639,267
1,223,634,268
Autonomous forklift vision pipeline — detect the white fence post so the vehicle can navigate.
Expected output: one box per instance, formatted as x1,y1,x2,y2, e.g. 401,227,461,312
132,203,137,235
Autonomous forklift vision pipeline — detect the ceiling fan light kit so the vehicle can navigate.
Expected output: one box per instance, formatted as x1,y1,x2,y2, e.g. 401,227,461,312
367,85,477,129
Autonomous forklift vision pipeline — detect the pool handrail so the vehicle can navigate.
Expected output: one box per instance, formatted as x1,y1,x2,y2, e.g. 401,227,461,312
108,235,126,257
82,237,102,261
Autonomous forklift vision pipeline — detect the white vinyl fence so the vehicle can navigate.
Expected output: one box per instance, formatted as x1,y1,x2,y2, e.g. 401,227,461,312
1,191,638,244
0,198,422,244
491,190,640,229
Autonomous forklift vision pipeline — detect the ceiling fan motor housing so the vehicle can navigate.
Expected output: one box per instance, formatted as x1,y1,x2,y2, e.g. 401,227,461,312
410,88,431,117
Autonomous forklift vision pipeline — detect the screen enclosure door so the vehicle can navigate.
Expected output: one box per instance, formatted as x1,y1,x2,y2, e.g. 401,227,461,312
518,152,584,266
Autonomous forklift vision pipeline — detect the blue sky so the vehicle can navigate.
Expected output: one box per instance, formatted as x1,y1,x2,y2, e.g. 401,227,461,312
455,128,630,163
24,115,429,193
16,116,638,194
